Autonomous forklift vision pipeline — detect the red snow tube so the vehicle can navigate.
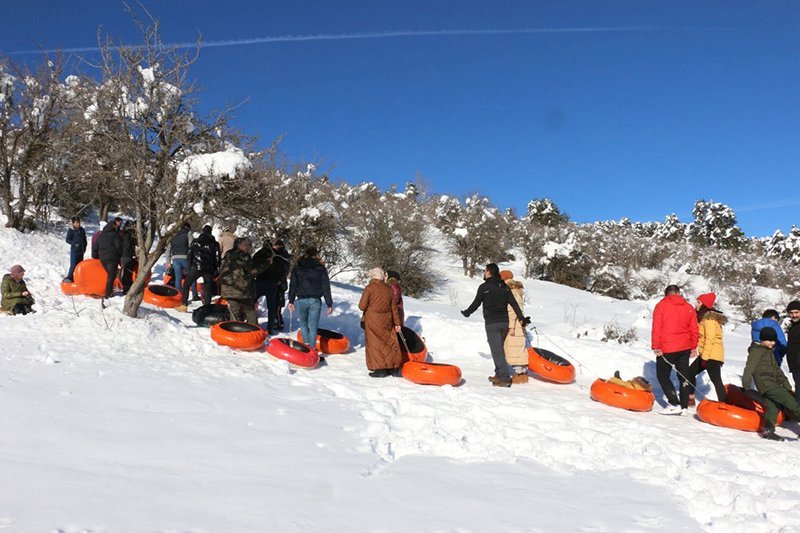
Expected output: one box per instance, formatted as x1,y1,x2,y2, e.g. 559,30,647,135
590,379,655,412
528,348,576,384
211,321,267,351
402,361,462,386
266,338,320,368
297,328,351,354
61,279,81,296
725,384,786,425
399,327,427,363
143,284,182,308
73,259,108,297
696,399,783,432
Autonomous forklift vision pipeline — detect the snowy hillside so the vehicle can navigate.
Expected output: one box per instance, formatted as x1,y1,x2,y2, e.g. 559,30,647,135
2,226,799,532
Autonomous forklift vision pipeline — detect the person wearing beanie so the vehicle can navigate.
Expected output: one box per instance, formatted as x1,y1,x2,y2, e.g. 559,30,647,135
743,326,800,441
751,309,788,366
1,265,34,315
785,301,800,403
651,285,699,416
687,293,728,404
176,224,220,311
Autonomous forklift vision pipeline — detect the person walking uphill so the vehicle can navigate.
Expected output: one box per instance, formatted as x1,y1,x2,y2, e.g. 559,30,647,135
461,264,530,387
219,237,271,325
651,285,699,415
784,300,800,403
502,271,529,384
687,293,727,404
288,247,333,349
2,265,35,315
65,217,87,281
742,327,800,441
359,267,404,377
96,221,122,299
176,225,220,311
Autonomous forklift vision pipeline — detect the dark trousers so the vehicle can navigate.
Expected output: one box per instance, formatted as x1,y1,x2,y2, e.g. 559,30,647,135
688,358,727,403
102,260,119,298
181,269,214,306
485,321,510,380
256,280,279,332
67,250,84,280
228,298,258,325
120,257,135,294
762,387,800,430
656,350,691,409
11,303,33,315
792,369,800,403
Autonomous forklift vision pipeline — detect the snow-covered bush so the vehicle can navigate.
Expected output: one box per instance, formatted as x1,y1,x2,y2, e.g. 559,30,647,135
687,199,746,250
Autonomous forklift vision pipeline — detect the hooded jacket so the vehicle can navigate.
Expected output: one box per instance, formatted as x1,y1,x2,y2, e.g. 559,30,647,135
751,318,787,364
97,224,122,263
1,274,31,312
743,341,793,394
698,310,727,362
651,294,699,354
288,257,332,306
219,248,270,301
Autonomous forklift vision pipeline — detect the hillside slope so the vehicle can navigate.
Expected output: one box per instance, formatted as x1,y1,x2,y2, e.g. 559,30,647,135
1,227,798,532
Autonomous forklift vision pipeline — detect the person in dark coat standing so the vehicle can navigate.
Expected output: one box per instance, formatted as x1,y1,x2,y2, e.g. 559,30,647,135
119,222,136,294
97,220,123,299
254,239,292,334
359,267,403,377
461,263,529,387
92,217,121,260
288,247,333,348
176,225,220,310
65,217,87,281
219,237,271,324
785,300,800,403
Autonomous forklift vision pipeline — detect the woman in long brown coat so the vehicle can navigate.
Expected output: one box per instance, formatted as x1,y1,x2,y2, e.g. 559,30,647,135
359,267,403,377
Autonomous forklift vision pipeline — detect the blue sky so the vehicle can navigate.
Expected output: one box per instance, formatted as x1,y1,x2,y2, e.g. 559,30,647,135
3,1,799,236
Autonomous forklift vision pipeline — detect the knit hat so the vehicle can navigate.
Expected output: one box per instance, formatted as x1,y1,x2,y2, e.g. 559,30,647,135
760,326,778,342
9,264,24,276
697,293,716,310
500,270,514,281
788,301,800,312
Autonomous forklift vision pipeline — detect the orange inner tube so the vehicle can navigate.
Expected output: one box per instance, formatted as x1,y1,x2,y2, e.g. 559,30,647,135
725,384,786,425
402,361,462,386
296,328,351,354
210,321,267,351
695,399,780,432
61,279,81,296
528,348,576,384
143,284,182,308
399,327,427,363
590,379,655,412
73,259,108,297
266,338,320,368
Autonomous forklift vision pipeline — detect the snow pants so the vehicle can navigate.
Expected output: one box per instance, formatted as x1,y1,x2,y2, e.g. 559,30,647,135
657,350,690,409
762,387,800,430
102,260,118,298
485,321,510,380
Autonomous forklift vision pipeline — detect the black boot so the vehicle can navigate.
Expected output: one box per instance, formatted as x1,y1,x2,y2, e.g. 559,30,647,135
759,428,784,441
369,369,390,378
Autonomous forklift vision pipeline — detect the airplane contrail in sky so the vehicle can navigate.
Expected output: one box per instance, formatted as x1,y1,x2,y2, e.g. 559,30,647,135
4,26,734,56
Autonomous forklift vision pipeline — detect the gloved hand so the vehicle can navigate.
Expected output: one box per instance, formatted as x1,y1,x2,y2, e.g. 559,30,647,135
460,310,469,318
521,316,532,327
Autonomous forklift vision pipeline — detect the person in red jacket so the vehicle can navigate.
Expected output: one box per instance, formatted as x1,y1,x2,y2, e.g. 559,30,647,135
651,284,699,416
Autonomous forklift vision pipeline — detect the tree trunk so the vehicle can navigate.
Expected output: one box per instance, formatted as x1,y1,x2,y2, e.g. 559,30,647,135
99,202,110,223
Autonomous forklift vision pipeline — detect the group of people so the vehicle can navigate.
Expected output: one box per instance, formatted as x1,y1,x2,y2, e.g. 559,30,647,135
651,285,800,441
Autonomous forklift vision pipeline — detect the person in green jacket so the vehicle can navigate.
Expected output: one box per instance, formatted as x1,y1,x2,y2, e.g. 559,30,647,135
219,237,271,325
1,264,34,315
742,327,800,441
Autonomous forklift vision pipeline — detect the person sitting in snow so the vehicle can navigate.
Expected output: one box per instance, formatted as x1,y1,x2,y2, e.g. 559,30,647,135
608,371,652,391
461,263,530,388
651,284,698,416
500,270,529,384
1,265,35,315
687,293,727,405
220,237,271,325
742,326,800,441
751,309,788,367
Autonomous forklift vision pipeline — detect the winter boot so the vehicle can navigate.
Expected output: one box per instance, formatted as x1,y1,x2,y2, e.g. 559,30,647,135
759,428,784,441
512,373,529,384
369,369,390,378
492,378,512,388
175,305,189,313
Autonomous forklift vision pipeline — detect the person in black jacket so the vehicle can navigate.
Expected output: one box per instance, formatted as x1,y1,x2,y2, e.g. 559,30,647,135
119,222,136,294
255,239,292,333
785,300,800,402
65,217,87,281
462,263,530,387
288,247,333,345
97,220,123,298
176,225,220,310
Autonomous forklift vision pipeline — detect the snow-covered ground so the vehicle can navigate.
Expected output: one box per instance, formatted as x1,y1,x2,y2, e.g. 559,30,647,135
1,227,799,532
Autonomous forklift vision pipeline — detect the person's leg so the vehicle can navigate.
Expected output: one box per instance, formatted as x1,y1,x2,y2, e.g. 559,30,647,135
181,270,202,306
705,360,727,403
200,272,212,306
242,300,258,325
307,298,321,346
656,355,679,406
12,303,29,315
121,258,135,294
103,261,118,298
792,369,800,403
67,251,81,280
227,300,243,322
172,259,185,291
265,282,278,332
297,298,311,344
764,387,800,421
686,357,702,390
674,352,691,409
485,322,511,381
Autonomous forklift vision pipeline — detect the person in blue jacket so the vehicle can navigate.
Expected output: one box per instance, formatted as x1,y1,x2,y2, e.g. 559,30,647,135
751,309,787,366
65,217,87,281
